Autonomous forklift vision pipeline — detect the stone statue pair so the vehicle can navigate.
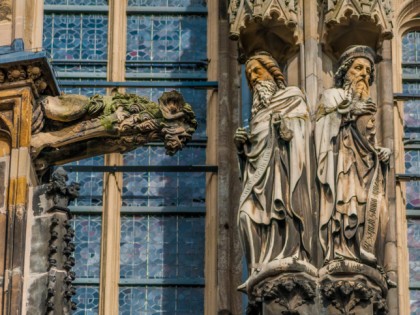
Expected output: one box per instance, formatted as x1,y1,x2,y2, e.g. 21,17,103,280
235,46,392,314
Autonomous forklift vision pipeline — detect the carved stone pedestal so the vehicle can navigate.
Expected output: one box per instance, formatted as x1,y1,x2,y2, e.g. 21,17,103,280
244,259,318,315
319,260,388,315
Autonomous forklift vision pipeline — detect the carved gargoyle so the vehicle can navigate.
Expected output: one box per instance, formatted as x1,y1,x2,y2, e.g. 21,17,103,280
31,91,197,173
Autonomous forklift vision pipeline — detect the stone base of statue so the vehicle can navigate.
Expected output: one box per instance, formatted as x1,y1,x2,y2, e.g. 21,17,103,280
319,259,388,315
242,258,318,315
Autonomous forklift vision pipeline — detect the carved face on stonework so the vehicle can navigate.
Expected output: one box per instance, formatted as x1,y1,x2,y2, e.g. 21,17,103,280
345,58,372,100
246,59,278,111
246,59,275,88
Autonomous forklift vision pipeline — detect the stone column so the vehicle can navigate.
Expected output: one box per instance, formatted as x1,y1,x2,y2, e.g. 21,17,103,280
0,81,36,314
26,168,79,315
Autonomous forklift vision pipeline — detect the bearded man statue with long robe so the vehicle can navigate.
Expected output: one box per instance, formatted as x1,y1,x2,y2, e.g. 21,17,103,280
315,46,391,267
234,52,313,282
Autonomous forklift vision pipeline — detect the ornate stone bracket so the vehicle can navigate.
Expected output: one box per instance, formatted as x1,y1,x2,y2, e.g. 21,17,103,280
320,0,393,58
319,260,390,315
240,258,394,314
228,0,301,65
27,168,79,315
242,258,318,315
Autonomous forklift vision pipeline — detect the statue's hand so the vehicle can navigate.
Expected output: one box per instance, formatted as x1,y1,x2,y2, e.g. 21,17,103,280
377,147,391,163
234,128,249,154
351,101,376,116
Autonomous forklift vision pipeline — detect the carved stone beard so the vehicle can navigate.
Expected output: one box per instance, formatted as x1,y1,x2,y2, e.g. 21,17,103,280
251,80,278,118
343,75,370,102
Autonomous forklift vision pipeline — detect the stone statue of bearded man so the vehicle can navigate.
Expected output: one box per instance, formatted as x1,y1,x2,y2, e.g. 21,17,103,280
315,46,391,267
234,52,313,281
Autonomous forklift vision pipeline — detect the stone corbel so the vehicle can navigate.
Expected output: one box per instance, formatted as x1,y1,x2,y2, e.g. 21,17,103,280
320,0,393,59
228,0,301,65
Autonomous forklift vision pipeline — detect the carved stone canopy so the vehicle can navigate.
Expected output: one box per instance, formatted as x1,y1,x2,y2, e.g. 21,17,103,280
321,0,393,59
228,0,301,65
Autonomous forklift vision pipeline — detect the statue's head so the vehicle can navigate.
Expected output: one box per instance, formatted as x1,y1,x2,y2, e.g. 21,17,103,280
334,46,376,89
245,52,286,115
245,52,286,90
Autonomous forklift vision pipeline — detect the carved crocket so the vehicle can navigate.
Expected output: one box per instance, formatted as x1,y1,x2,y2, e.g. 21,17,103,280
31,91,197,172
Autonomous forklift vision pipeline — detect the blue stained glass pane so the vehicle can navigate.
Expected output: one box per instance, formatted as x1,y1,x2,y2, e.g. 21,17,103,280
127,16,152,61
408,220,420,284
124,146,205,166
73,286,100,315
67,156,104,206
405,100,420,130
407,182,420,210
118,287,204,314
122,169,205,207
59,79,107,97
403,82,420,95
43,13,108,61
405,150,420,174
45,0,108,6
179,16,206,62
120,215,205,279
126,15,206,62
128,0,206,7
403,31,420,63
71,215,102,279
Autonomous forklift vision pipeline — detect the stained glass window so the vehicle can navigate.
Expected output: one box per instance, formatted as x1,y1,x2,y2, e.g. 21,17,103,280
408,220,420,282
118,287,204,314
43,9,108,92
125,87,207,138
43,0,209,312
45,0,107,5
402,30,420,307
120,215,205,279
123,146,206,207
128,0,206,7
43,14,108,61
68,156,104,207
72,215,102,278
121,3,208,313
73,286,100,315
126,15,206,63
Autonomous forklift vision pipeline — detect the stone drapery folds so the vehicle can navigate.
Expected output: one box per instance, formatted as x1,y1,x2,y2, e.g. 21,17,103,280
234,47,394,314
235,52,317,314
